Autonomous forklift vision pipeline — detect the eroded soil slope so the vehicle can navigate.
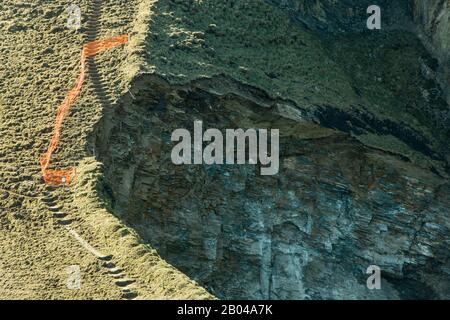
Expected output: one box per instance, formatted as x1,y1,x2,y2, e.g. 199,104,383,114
0,0,210,299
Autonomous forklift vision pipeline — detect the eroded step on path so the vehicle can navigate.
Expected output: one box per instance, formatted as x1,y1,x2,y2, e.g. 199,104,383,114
41,186,139,300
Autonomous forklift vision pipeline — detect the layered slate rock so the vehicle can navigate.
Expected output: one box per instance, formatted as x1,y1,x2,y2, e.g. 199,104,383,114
92,0,450,299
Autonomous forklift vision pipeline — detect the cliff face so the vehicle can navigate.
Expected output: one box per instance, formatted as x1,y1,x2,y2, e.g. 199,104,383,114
94,75,449,300
267,0,450,101
92,0,449,299
412,0,450,102
266,0,411,32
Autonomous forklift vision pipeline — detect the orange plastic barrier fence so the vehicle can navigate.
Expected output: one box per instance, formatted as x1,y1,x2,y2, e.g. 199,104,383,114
40,34,128,185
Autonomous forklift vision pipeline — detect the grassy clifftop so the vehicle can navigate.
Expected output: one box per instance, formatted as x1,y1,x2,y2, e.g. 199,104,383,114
134,0,448,171
135,0,358,108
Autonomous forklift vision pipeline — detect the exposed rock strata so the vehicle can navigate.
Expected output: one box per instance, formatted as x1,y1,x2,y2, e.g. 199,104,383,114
94,75,450,299
90,0,450,299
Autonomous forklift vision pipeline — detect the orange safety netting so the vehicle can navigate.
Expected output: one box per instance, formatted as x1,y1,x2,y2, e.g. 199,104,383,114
40,34,128,185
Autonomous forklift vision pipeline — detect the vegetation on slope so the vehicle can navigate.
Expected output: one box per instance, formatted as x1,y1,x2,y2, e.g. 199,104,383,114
136,0,449,170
